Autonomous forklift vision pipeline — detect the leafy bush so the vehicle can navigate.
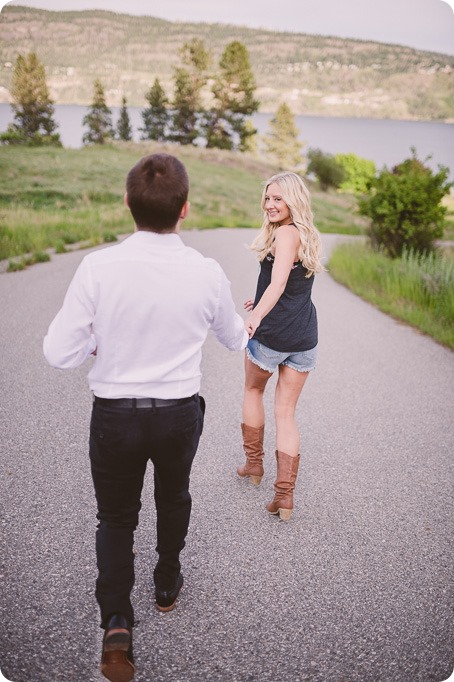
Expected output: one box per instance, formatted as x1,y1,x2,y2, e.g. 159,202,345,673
335,153,376,194
7,259,26,272
54,239,67,254
103,232,118,243
32,251,51,263
358,150,452,258
307,148,346,191
0,127,62,147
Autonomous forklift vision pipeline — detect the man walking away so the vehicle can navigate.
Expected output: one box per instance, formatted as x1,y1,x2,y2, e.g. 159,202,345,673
43,153,248,682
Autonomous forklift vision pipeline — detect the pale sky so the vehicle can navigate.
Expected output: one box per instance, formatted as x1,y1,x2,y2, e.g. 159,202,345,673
2,0,454,55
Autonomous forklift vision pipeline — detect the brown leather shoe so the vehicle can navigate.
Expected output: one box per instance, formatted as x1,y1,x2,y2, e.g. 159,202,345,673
101,614,135,682
155,572,184,612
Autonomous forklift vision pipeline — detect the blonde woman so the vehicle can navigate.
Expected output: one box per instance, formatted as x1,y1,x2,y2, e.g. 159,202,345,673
238,171,324,520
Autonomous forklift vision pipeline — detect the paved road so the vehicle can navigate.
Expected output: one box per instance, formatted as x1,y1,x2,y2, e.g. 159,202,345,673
1,230,453,682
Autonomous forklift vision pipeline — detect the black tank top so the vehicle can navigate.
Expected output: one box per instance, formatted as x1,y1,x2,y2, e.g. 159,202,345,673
252,253,318,352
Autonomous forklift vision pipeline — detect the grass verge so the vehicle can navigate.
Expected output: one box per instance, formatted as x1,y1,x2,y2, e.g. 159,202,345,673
0,142,368,265
328,241,454,349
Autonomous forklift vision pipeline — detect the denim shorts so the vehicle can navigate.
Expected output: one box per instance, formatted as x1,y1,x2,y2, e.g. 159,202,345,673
246,338,317,373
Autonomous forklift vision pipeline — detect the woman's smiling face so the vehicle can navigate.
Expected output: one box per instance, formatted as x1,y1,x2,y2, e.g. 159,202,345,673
264,183,292,224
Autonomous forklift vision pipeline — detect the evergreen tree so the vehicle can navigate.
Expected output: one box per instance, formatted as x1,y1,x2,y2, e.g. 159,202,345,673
140,78,169,141
116,96,132,141
264,103,303,170
0,52,61,146
203,41,259,151
169,39,210,145
240,119,259,155
82,79,113,145
202,111,233,150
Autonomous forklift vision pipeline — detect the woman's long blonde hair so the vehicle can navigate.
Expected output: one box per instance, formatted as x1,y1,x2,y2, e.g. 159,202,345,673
250,172,324,278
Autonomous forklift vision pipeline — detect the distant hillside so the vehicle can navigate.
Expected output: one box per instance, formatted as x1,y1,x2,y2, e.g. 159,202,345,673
1,4,453,120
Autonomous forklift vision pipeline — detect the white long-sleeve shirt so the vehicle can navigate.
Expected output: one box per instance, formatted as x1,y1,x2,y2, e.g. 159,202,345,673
43,230,248,399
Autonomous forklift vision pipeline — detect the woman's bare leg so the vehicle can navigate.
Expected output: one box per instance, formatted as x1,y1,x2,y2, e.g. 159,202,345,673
265,364,310,519
242,354,273,428
274,364,309,456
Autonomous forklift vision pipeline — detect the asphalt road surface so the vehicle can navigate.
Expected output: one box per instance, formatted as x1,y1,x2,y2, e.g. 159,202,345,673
1,229,453,682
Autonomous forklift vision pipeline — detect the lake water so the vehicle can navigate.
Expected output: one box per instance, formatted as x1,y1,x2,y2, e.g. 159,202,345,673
0,103,452,177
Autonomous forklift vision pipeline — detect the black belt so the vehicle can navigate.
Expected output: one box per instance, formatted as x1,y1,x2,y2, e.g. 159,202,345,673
94,394,198,409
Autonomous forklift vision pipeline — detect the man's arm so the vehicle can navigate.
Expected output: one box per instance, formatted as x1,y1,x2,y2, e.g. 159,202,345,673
43,259,97,369
210,267,248,351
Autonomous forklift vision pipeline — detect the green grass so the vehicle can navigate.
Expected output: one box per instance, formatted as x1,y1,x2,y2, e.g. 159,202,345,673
7,250,51,272
442,194,454,241
0,142,367,264
312,191,367,235
328,241,454,349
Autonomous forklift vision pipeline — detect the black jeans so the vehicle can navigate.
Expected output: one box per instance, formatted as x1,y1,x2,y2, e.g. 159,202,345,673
89,394,205,628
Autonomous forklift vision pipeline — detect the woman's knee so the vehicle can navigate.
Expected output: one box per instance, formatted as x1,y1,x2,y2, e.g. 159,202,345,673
245,381,266,395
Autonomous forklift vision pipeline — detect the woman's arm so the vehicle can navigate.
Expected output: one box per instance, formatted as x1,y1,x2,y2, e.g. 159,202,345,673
245,225,299,338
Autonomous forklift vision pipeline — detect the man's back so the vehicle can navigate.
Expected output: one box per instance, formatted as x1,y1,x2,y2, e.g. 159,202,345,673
43,230,246,399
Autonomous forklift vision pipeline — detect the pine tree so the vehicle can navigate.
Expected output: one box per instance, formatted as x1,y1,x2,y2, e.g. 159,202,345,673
140,78,169,141
264,103,303,170
0,52,61,146
116,96,132,141
82,79,113,145
204,41,259,151
240,119,259,155
169,39,210,145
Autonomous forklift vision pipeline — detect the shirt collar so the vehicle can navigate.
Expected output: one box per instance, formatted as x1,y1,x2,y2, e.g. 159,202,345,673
128,230,185,249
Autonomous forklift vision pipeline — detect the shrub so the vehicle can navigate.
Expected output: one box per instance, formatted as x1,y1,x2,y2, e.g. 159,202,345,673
0,128,62,147
54,240,67,254
32,251,51,263
103,232,118,243
335,153,376,194
307,148,346,191
8,259,26,272
358,149,452,258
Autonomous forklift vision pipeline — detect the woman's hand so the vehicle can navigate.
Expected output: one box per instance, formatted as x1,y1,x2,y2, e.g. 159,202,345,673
244,298,259,337
245,311,261,339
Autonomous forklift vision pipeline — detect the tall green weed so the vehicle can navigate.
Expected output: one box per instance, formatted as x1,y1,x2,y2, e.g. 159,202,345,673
329,241,454,349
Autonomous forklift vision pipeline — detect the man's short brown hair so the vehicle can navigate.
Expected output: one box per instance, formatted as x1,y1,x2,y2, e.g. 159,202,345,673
126,153,189,231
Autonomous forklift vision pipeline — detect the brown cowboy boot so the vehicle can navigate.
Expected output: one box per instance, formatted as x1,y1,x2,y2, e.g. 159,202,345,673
266,450,300,521
237,423,265,485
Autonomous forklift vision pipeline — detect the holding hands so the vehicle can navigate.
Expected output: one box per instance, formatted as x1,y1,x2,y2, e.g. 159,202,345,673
244,299,261,339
